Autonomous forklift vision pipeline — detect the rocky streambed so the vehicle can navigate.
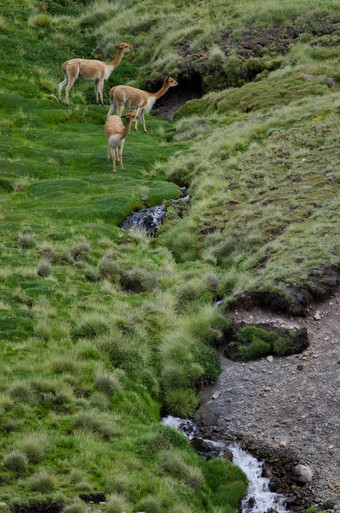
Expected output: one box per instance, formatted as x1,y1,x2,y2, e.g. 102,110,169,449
195,290,340,512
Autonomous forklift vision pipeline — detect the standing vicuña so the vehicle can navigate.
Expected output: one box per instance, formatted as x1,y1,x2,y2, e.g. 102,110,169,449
58,43,132,106
107,75,178,133
105,113,137,174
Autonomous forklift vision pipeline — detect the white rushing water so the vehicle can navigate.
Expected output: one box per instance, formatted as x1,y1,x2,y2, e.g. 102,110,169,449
162,415,290,513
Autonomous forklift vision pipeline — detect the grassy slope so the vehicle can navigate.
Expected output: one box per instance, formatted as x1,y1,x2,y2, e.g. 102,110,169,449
0,1,245,512
0,0,339,511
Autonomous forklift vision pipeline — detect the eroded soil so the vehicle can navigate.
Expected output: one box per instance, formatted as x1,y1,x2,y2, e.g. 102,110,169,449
195,289,340,510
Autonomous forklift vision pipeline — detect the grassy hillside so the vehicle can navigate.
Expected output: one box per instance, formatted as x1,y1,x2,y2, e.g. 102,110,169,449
0,0,339,512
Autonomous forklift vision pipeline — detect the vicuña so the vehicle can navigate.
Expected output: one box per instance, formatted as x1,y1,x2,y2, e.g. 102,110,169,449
107,75,178,133
105,113,137,174
58,43,132,106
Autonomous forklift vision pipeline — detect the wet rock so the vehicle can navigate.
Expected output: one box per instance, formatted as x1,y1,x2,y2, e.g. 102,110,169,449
292,464,313,484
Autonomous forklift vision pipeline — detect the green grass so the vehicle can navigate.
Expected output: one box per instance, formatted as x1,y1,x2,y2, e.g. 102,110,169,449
0,0,339,511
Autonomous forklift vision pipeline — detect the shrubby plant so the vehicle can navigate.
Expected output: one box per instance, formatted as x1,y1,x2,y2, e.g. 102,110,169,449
21,432,49,463
37,258,52,277
106,493,132,513
95,372,122,396
73,313,110,338
164,388,198,417
4,451,28,473
17,231,36,248
29,470,57,492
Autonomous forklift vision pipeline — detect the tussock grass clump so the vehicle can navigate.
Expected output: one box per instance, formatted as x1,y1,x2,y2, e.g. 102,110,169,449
4,451,28,473
103,474,131,495
21,432,49,463
49,357,78,374
175,278,207,308
63,503,86,513
37,258,52,277
98,255,119,279
159,332,194,365
191,344,221,384
9,382,32,402
29,470,57,492
29,14,53,28
139,497,161,513
74,413,114,439
119,269,158,293
70,239,91,262
181,305,229,346
106,493,132,513
34,319,53,341
204,458,248,509
159,450,188,478
95,372,122,396
17,231,36,248
73,313,110,339
164,388,198,417
84,266,100,282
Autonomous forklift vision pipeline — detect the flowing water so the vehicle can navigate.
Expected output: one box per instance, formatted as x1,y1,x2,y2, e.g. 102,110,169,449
120,193,189,237
162,415,290,513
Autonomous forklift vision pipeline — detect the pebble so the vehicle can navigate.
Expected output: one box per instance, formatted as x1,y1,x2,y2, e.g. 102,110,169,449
267,355,274,363
314,310,321,320
212,391,221,400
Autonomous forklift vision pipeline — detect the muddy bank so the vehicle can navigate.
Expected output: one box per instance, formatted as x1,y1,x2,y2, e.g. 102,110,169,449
228,264,340,316
195,289,340,511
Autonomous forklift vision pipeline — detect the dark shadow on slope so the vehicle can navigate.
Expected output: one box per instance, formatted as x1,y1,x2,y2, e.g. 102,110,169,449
154,70,204,120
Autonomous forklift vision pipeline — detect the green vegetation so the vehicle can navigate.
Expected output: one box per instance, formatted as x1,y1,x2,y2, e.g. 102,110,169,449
231,326,291,361
0,0,339,511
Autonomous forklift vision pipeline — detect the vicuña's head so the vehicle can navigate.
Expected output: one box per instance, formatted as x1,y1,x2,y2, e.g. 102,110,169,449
115,43,133,53
122,112,138,121
164,75,178,87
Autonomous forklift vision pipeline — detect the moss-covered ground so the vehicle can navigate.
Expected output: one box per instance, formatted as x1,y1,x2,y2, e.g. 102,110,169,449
0,0,339,512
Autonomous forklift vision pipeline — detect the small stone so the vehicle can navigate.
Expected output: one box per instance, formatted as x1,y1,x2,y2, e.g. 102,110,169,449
212,391,221,400
293,464,313,483
267,355,274,363
279,440,287,448
314,310,321,320
297,364,303,371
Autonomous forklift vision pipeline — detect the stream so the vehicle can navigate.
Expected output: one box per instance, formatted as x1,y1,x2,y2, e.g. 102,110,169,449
120,189,189,237
162,415,290,513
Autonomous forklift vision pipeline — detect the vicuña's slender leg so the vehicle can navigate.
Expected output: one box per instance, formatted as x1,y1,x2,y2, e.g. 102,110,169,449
58,76,68,103
111,147,116,174
99,79,105,106
65,69,78,107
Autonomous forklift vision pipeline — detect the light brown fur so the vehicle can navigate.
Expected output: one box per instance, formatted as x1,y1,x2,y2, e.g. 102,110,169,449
58,43,132,106
105,113,137,174
107,76,178,133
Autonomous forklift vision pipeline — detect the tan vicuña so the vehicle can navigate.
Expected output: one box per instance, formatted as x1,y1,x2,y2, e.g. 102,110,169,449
105,113,137,174
107,76,178,133
58,43,132,106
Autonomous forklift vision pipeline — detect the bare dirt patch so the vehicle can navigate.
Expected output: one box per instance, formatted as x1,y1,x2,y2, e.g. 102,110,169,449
195,289,340,510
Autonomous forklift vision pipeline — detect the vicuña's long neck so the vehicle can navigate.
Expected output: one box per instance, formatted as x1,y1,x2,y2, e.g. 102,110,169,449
151,80,170,99
122,119,134,138
110,49,125,69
